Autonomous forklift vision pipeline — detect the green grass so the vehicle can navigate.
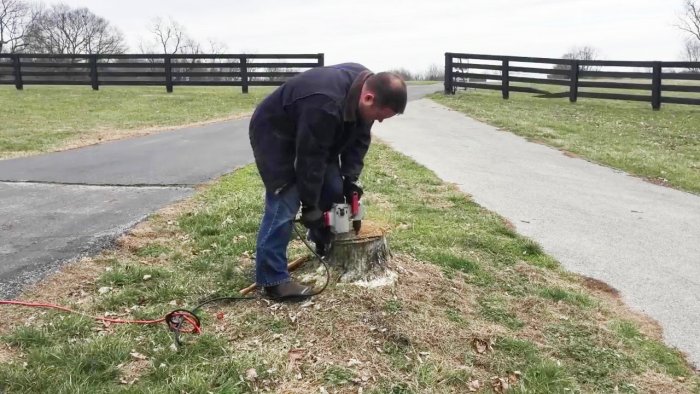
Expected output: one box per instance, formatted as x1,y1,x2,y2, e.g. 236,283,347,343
0,86,271,158
1,143,697,392
431,89,700,194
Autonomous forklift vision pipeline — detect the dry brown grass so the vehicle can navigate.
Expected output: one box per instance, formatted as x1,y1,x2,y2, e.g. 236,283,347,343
1,159,697,392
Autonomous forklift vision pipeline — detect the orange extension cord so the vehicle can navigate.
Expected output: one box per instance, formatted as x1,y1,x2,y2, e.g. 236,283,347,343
0,300,202,335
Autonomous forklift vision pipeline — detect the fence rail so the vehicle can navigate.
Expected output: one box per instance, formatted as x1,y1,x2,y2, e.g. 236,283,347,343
0,53,324,93
444,52,700,109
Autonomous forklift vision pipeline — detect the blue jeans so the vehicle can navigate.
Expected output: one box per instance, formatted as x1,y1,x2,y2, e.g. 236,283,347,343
255,164,343,287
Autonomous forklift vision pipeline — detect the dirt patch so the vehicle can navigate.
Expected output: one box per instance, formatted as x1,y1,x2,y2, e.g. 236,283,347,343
118,358,151,386
581,275,619,297
561,150,580,159
0,343,21,364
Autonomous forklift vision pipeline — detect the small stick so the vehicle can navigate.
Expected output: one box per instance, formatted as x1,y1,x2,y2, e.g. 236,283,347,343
239,256,311,295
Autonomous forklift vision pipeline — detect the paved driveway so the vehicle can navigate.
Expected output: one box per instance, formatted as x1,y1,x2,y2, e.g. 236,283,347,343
374,98,700,366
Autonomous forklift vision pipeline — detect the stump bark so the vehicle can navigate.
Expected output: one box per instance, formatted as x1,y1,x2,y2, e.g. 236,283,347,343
325,221,393,283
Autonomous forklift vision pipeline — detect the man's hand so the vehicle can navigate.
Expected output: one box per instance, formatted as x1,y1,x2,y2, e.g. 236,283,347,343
300,206,325,229
343,178,364,202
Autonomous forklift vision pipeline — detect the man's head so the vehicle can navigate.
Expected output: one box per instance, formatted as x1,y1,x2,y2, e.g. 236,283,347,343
358,72,407,123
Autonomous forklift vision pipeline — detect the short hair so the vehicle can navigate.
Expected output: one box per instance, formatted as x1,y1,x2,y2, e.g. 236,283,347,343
365,72,407,114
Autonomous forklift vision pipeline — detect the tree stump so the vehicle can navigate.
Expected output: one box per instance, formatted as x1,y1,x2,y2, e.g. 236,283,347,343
325,221,394,285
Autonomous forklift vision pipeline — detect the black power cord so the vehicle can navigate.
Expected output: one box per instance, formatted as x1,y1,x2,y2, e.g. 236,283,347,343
168,223,330,346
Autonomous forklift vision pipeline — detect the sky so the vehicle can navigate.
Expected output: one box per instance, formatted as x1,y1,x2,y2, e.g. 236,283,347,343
56,0,693,74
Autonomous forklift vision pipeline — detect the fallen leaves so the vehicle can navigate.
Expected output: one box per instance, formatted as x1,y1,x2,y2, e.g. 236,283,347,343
491,376,510,392
245,368,258,381
129,351,148,361
473,337,494,354
490,371,521,392
468,379,481,392
287,348,306,373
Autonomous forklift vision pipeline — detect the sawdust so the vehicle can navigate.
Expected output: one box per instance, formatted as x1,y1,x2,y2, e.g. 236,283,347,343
352,220,387,239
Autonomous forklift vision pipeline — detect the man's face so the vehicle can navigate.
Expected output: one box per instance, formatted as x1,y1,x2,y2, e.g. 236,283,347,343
358,93,397,123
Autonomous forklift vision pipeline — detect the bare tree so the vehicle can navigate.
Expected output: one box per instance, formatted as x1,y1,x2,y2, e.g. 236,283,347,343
389,67,417,81
682,38,700,71
0,0,40,53
147,17,187,54
678,0,700,41
677,0,700,70
422,63,444,81
549,45,600,77
207,38,227,54
562,46,599,72
24,3,126,54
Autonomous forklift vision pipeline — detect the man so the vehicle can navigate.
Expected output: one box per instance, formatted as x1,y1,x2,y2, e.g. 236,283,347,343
248,62,407,301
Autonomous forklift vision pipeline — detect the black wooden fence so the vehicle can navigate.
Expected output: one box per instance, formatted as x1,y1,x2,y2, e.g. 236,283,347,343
0,53,324,93
444,53,700,110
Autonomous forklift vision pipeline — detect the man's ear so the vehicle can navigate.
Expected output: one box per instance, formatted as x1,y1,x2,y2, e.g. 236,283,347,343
362,92,375,105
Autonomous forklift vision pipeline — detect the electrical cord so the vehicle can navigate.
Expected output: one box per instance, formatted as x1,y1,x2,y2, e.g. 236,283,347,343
1,222,330,347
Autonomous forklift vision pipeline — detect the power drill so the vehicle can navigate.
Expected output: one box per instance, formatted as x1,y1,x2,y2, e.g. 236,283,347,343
323,192,364,235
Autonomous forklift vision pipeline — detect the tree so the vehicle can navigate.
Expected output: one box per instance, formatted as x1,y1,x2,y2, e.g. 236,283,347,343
139,17,188,54
549,45,600,77
422,63,444,81
24,3,126,54
388,67,417,81
0,0,40,53
683,38,700,71
678,0,700,69
562,46,599,72
678,0,700,41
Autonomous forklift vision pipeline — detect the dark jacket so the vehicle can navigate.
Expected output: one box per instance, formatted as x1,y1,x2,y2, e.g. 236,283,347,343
249,63,373,208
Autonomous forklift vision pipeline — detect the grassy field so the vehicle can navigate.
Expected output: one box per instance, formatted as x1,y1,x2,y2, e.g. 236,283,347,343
1,143,697,393
0,86,272,159
431,88,700,194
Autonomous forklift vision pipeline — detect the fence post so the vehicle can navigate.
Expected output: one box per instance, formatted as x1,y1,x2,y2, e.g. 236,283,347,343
89,54,99,91
444,52,454,94
12,54,23,90
651,62,662,110
501,59,510,100
164,55,173,93
240,56,249,94
318,53,324,67
569,60,579,103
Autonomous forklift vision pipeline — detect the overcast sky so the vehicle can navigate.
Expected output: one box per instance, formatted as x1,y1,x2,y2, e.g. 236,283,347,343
57,0,691,73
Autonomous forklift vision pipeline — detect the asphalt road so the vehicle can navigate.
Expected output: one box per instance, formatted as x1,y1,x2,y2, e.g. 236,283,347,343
0,84,442,298
373,99,700,367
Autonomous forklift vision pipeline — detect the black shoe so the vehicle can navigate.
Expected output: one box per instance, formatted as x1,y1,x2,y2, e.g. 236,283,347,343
263,280,312,302
315,242,326,257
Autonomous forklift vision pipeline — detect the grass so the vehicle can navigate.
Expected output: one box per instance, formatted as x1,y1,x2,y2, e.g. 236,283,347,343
0,85,271,159
1,143,697,392
431,88,700,194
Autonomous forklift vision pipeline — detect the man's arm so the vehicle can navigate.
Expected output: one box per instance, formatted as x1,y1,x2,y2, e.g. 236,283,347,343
294,96,340,208
340,123,372,182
